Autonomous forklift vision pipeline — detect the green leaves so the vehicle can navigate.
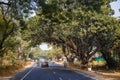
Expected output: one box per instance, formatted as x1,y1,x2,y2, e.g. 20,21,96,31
1,0,120,67
30,0,120,66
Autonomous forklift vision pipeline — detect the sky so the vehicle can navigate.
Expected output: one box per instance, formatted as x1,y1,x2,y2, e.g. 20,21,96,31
110,0,120,17
39,43,52,50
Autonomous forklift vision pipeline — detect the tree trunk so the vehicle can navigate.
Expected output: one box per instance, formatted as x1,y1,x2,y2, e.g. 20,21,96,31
101,50,118,69
0,43,4,57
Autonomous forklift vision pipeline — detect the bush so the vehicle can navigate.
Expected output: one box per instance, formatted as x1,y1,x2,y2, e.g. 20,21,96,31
0,60,30,77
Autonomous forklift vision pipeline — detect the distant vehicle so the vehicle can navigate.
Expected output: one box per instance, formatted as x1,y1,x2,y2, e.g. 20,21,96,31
39,56,49,68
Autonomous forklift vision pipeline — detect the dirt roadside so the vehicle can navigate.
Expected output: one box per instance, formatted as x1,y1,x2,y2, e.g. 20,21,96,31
0,62,35,80
94,71,120,80
68,65,120,80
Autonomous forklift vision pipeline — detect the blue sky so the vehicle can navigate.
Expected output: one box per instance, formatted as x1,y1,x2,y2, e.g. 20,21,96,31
110,0,120,17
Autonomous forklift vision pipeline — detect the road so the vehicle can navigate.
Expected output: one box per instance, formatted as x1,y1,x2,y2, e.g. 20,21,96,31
11,62,94,80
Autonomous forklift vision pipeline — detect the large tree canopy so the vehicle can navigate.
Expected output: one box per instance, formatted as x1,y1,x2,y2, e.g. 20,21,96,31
27,0,120,68
0,0,120,69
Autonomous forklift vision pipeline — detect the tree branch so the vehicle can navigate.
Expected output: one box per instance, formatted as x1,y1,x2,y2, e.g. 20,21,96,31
69,38,77,50
0,1,11,6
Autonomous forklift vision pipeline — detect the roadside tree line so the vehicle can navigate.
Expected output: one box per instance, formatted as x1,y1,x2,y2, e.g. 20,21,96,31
0,0,120,69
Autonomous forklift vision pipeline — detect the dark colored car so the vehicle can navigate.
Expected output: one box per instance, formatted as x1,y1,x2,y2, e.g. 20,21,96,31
39,56,49,67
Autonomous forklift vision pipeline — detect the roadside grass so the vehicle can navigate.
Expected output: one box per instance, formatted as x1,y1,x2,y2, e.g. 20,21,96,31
0,61,31,77
68,62,82,69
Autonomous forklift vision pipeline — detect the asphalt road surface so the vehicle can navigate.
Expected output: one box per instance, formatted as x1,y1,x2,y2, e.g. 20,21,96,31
11,62,94,80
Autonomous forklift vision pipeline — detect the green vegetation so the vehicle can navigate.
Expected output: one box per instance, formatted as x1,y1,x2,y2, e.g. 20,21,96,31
0,0,120,73
0,60,31,76
44,47,64,60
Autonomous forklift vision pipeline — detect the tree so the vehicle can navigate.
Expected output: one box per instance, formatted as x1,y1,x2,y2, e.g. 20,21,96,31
33,0,120,68
45,46,64,60
1,0,118,69
0,12,17,56
0,0,36,56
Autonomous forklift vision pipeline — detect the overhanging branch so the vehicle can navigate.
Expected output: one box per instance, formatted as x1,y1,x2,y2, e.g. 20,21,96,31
0,2,11,6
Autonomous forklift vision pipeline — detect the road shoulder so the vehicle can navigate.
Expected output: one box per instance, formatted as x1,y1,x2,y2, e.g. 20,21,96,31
68,66,120,80
0,62,34,80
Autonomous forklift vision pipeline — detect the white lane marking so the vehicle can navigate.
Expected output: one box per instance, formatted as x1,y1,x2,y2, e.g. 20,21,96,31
53,72,56,74
20,65,35,80
59,77,63,80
